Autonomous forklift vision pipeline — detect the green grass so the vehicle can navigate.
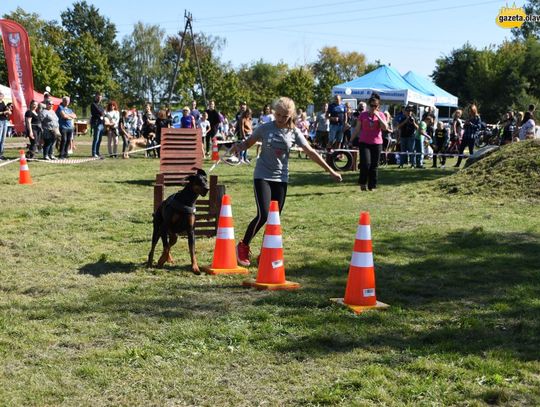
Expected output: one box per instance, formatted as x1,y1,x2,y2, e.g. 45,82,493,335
1,136,539,406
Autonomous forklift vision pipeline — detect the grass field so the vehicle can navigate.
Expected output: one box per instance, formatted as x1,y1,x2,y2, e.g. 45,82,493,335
1,136,539,406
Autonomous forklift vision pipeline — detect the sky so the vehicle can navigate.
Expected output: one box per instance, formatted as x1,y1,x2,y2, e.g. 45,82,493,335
2,0,515,78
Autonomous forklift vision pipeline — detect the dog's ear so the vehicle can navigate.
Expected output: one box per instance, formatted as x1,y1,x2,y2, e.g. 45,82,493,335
195,168,207,177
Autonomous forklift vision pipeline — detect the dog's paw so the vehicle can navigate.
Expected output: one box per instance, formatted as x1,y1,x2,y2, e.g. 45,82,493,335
191,266,201,275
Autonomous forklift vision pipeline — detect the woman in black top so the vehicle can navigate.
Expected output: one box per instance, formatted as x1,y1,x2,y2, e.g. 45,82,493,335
25,100,42,158
455,104,483,167
155,108,171,158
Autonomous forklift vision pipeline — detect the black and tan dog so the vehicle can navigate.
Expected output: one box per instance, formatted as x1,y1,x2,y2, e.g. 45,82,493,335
147,169,209,274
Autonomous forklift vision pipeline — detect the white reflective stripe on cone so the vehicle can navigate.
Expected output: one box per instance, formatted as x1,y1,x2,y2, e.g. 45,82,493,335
21,165,29,171
355,225,371,241
216,227,235,240
350,251,374,268
220,205,232,217
263,234,282,248
267,211,280,225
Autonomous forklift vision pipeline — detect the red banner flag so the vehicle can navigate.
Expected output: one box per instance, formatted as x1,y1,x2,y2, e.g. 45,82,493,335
0,19,35,133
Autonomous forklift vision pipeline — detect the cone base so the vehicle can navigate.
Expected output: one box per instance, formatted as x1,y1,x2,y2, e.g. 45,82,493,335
202,265,249,275
243,278,300,291
331,298,389,314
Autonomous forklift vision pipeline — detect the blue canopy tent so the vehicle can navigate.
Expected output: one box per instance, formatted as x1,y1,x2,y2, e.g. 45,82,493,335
403,71,458,107
332,65,435,107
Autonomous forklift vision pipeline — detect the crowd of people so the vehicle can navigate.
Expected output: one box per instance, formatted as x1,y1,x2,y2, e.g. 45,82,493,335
0,89,536,175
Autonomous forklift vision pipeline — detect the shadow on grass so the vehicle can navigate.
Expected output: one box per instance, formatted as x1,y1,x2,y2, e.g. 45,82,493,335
288,166,453,188
115,179,154,187
79,259,139,277
254,228,540,361
378,166,454,187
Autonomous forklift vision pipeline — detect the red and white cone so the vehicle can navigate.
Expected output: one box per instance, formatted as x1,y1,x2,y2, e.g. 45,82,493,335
331,211,389,314
18,150,32,185
243,200,300,290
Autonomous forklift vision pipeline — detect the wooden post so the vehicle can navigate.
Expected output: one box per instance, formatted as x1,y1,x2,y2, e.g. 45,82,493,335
154,173,165,212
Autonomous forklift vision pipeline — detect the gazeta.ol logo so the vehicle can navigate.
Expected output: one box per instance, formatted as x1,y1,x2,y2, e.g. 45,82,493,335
496,3,527,28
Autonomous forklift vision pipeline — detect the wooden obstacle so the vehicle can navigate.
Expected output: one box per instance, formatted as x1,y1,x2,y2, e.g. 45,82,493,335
153,128,225,237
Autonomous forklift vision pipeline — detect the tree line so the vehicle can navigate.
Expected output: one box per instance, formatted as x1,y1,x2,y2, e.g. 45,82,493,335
0,2,368,117
1,0,539,122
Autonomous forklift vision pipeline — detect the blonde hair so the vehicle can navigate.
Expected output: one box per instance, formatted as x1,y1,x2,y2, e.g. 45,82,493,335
453,109,462,119
273,97,297,129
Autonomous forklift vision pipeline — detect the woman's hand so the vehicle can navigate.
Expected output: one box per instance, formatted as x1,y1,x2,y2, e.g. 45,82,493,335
331,171,342,182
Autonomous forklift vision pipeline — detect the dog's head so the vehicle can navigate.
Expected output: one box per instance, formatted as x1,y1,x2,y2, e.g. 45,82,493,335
186,169,209,197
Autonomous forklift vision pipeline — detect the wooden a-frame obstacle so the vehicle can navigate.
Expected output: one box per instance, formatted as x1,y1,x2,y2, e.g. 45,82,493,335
153,128,225,237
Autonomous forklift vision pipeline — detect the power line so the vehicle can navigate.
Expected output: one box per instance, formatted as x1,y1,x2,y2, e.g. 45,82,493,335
208,0,501,35
195,0,440,29
196,0,363,22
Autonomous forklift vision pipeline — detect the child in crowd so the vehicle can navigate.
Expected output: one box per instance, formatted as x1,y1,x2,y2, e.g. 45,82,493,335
432,121,449,168
200,111,210,155
239,108,253,163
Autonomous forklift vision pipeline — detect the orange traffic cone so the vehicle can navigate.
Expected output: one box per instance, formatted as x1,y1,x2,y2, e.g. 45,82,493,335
331,211,389,314
18,150,32,185
202,194,249,275
243,200,300,290
211,137,219,162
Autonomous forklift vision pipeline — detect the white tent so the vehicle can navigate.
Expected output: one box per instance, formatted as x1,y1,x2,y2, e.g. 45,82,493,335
332,65,435,107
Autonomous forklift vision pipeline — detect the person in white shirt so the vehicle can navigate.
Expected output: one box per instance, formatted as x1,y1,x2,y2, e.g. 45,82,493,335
519,111,536,140
104,101,120,158
199,111,211,154
258,104,274,124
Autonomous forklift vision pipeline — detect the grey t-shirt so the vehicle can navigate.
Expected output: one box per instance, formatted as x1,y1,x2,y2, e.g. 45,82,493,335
39,109,59,130
251,121,309,182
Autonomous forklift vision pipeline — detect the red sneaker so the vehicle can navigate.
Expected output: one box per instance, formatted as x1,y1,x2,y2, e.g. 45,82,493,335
237,241,251,267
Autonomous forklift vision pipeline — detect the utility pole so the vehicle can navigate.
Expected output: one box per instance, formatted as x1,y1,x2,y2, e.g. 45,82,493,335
167,11,207,107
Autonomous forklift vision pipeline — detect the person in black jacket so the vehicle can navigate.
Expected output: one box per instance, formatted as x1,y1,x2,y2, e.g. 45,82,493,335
455,104,483,167
205,100,221,155
90,92,105,158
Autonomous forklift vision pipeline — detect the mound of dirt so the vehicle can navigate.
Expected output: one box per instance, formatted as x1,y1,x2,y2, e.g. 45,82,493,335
436,140,540,200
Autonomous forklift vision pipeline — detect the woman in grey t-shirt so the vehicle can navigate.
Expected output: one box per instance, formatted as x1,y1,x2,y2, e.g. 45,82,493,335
231,97,342,267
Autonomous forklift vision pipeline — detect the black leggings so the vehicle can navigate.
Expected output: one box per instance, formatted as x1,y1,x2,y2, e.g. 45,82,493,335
358,142,382,189
456,135,475,166
242,179,288,245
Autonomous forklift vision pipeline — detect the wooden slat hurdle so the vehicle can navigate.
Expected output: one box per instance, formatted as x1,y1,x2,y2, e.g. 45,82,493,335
153,128,225,237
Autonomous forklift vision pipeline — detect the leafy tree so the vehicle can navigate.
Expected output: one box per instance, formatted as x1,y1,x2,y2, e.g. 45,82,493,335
432,39,540,122
237,60,288,114
121,22,167,106
311,46,366,108
512,0,540,39
1,8,68,95
432,43,482,105
163,32,227,108
522,36,540,100
63,32,114,114
60,1,119,72
206,68,242,118
277,67,314,111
